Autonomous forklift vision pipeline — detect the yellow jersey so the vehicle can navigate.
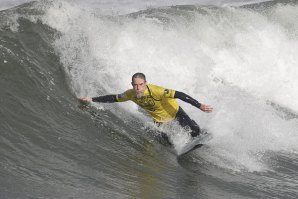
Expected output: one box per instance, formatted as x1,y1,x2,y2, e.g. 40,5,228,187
116,84,179,123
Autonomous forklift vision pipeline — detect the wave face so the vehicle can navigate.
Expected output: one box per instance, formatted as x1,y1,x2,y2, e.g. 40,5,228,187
1,0,298,198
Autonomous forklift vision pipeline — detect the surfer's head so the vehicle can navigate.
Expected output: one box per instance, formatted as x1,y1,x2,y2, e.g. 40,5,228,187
132,73,147,98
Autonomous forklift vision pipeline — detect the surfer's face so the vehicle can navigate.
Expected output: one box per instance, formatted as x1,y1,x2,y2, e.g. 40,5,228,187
132,78,146,98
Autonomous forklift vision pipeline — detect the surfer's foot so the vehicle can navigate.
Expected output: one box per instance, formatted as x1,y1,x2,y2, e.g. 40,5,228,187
191,129,208,139
160,132,172,146
191,131,200,138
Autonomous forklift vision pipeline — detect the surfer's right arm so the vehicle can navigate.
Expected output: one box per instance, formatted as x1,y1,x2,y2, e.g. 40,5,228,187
79,91,130,104
79,95,117,103
92,95,117,103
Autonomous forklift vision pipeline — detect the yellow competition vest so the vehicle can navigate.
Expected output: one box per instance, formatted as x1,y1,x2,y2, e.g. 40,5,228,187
116,84,179,123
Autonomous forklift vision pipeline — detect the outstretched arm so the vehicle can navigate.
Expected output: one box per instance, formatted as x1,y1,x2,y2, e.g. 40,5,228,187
79,95,117,104
174,91,213,113
92,95,117,103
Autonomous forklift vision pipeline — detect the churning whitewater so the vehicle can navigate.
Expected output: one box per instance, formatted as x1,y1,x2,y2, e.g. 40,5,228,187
1,0,298,198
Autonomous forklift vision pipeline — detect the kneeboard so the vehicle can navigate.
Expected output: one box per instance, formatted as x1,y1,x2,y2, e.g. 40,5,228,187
178,132,212,156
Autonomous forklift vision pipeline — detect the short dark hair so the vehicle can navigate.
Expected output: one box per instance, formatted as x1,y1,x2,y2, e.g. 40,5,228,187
132,72,146,82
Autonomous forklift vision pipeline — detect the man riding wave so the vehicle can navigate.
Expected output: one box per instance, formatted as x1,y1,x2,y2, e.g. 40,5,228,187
79,73,213,140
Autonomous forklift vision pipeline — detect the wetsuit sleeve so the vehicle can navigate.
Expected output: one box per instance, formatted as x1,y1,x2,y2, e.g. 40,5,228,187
115,90,131,102
92,95,117,103
174,91,201,108
92,90,131,103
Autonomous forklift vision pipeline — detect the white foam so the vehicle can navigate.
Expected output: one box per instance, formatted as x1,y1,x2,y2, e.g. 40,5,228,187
41,1,298,172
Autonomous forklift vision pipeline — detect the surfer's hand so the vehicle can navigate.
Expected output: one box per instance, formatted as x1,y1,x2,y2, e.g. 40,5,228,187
79,97,92,104
199,104,213,113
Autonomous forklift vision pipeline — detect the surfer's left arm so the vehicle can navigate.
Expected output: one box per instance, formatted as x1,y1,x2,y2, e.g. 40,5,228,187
174,91,213,113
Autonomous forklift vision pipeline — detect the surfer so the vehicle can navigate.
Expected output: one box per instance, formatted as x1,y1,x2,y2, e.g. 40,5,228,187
79,72,213,140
